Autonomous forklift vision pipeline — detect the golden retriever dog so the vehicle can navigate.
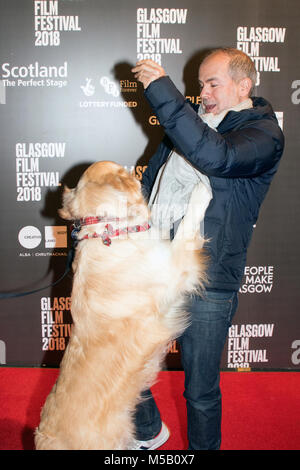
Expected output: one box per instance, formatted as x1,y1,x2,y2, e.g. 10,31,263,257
35,160,211,450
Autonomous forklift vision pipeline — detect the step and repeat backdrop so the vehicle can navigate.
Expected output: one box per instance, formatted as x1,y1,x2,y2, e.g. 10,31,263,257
0,0,299,370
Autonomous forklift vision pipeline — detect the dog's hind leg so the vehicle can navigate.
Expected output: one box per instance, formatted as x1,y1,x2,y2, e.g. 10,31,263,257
34,429,67,450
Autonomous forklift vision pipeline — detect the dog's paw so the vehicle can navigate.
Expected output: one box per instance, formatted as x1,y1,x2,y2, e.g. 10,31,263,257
174,182,212,243
188,182,213,217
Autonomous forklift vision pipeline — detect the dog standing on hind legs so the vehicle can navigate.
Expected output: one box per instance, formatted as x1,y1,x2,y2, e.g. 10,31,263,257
34,160,212,450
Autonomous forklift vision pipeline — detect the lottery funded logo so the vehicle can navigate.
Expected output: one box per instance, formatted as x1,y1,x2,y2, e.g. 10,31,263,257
79,75,137,109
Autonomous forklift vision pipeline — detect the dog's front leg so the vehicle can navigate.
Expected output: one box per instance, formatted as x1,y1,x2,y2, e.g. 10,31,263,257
174,181,212,248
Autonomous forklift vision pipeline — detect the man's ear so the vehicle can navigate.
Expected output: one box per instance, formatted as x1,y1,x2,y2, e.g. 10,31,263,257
239,77,252,97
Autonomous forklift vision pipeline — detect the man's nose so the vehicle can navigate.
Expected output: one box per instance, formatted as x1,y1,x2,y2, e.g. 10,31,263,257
200,84,210,99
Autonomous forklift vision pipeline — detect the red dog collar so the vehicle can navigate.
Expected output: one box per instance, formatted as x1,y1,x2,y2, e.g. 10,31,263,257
72,219,151,246
83,216,124,226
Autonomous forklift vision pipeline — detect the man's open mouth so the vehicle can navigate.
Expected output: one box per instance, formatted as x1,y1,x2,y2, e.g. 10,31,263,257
204,104,216,113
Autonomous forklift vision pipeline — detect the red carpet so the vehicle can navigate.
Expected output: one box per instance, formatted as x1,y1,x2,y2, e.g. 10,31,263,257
0,367,299,450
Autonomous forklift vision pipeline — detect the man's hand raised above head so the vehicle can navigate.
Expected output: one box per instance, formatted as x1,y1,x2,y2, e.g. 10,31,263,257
132,60,166,89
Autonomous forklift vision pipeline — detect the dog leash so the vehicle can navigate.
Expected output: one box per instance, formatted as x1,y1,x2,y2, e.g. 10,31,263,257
0,220,84,300
0,218,151,299
0,246,75,300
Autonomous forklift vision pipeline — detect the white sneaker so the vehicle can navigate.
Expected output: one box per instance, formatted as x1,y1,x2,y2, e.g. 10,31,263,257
130,422,170,450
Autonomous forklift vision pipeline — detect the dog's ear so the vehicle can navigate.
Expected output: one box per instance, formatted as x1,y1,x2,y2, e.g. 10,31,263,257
58,186,75,220
115,169,142,202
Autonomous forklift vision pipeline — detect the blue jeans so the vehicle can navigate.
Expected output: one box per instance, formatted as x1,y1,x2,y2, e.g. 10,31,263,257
134,290,238,450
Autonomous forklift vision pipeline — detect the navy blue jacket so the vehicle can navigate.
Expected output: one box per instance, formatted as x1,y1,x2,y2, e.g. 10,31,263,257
142,76,284,291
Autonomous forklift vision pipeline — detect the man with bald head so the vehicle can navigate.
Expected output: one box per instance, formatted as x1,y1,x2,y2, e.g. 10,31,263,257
130,49,284,450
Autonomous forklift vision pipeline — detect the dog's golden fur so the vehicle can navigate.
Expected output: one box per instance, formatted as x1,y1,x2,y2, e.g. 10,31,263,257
35,160,211,450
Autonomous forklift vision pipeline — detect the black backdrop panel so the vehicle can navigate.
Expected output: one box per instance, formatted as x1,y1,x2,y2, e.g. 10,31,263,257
0,0,299,370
